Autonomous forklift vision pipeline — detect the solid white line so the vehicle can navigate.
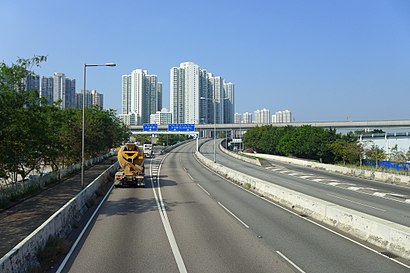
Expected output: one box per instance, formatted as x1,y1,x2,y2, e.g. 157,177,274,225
217,201,249,229
56,184,114,273
327,193,386,212
197,183,210,195
276,251,306,273
150,155,188,273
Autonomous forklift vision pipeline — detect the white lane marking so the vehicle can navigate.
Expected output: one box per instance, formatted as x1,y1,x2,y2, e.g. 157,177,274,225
405,199,410,204
327,194,386,212
347,187,362,191
299,175,313,179
329,182,340,186
288,173,300,176
56,184,114,273
217,201,249,229
150,156,188,273
373,192,387,197
187,172,194,181
197,183,210,196
312,178,324,182
276,251,306,273
388,193,406,198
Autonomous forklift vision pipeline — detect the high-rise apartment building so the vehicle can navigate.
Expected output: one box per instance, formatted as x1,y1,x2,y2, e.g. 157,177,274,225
170,62,201,124
121,69,162,125
24,73,40,93
170,62,235,125
273,110,292,123
53,72,65,108
121,75,131,115
76,89,103,109
243,112,252,124
254,109,270,124
65,78,76,108
224,82,235,124
40,76,53,105
234,112,242,124
208,74,224,124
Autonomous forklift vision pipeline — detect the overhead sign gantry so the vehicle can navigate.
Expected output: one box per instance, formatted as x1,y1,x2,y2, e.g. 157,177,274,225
132,123,199,151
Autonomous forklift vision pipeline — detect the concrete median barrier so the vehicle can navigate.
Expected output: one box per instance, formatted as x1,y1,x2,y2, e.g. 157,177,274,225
196,151,410,260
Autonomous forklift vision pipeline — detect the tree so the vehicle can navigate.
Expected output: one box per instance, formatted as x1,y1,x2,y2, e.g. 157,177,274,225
365,145,386,168
0,56,130,185
388,145,406,162
328,139,362,165
0,56,47,183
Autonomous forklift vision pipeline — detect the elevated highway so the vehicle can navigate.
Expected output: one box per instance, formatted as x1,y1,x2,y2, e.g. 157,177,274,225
130,119,410,132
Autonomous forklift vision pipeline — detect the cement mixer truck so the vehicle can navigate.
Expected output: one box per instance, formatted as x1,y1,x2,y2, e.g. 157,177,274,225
114,143,145,187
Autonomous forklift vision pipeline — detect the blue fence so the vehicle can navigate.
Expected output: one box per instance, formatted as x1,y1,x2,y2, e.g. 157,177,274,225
363,160,410,171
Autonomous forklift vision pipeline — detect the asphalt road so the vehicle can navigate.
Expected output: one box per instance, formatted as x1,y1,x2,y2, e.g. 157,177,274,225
200,140,410,227
59,142,409,273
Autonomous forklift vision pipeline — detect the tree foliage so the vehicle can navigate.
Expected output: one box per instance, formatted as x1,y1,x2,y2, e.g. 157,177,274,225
0,57,130,184
365,145,386,168
243,125,362,164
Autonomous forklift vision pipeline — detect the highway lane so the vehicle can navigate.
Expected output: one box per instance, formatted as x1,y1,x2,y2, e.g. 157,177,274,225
59,146,294,273
57,141,409,272
61,179,179,273
200,140,410,227
176,141,409,272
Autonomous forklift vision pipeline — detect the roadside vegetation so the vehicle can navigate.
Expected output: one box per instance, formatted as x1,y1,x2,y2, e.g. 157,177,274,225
0,57,130,194
242,125,410,171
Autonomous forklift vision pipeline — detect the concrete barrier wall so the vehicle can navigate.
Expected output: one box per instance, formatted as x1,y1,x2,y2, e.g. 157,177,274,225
0,163,117,273
196,151,410,260
220,144,261,166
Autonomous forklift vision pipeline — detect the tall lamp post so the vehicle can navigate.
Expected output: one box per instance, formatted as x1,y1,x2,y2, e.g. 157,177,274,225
200,96,216,163
81,63,116,189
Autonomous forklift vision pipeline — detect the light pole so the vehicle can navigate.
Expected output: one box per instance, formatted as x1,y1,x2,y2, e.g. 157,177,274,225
200,96,216,162
81,63,116,189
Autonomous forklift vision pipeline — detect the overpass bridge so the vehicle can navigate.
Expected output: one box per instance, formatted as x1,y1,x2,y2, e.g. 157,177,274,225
129,119,410,133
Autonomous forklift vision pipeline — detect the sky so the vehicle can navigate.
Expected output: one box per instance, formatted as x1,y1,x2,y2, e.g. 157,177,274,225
1,0,409,122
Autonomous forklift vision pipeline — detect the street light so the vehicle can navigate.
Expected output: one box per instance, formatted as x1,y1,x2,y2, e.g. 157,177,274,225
200,96,216,163
81,63,116,189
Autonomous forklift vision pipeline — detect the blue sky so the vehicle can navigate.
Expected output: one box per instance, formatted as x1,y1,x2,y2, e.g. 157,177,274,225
1,0,409,122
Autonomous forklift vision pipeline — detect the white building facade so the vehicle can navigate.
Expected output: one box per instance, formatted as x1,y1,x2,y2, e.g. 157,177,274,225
170,62,235,125
121,69,162,125
150,108,172,125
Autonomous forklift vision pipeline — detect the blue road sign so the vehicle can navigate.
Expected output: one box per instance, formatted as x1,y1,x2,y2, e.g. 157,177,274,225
143,123,158,132
168,123,195,132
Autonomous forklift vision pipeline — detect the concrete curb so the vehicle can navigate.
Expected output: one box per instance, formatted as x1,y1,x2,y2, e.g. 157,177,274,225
0,163,117,273
196,151,410,260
